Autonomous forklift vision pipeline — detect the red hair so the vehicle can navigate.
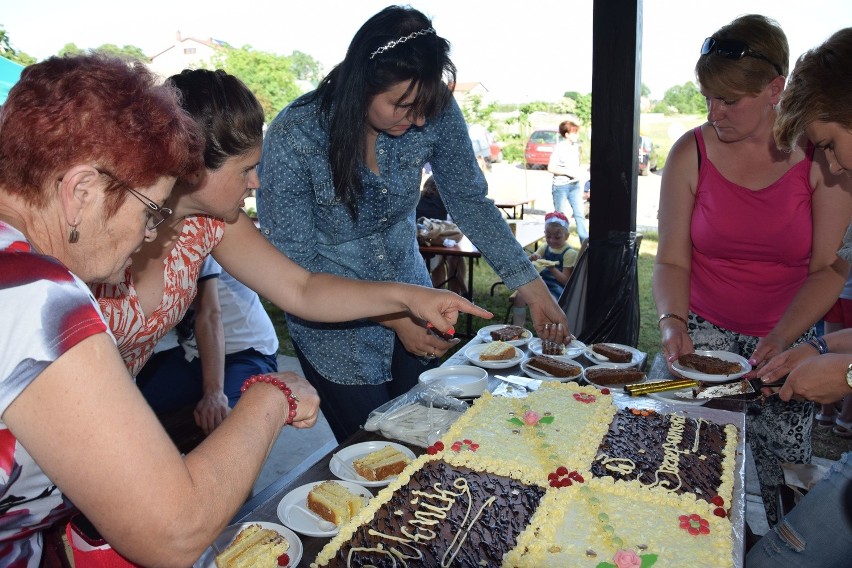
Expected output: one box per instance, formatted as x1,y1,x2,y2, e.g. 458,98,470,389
0,54,203,215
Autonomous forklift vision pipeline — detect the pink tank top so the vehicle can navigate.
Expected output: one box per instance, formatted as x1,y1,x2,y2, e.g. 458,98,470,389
92,215,225,376
690,127,814,336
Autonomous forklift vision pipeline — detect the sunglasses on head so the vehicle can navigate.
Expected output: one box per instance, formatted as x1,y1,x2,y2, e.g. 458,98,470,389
700,37,783,77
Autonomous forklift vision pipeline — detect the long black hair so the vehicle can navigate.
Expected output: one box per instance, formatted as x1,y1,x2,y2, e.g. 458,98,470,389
301,5,457,217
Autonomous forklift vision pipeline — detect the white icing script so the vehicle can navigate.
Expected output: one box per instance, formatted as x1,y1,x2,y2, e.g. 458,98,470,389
650,414,685,492
597,453,636,475
349,477,497,568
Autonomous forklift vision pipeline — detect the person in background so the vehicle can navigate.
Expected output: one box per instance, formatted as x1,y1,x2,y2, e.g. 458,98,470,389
136,255,281,434
513,211,578,326
0,53,320,567
258,5,569,442
548,116,588,243
746,28,852,566
91,68,489,381
417,175,467,295
652,15,852,526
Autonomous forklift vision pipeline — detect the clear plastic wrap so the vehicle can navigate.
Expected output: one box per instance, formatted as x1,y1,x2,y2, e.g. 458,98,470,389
362,382,468,448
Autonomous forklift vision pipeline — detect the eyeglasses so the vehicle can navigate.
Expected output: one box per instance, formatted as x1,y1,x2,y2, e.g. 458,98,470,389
700,37,783,77
97,169,172,231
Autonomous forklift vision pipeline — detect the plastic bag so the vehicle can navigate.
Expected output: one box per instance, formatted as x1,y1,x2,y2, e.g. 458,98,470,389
363,382,468,447
416,217,464,247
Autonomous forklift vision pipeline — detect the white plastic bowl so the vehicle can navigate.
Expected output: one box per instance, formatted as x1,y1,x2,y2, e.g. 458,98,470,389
418,365,488,397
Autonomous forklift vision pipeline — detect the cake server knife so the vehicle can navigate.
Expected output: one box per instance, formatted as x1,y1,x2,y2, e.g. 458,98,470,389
494,375,542,391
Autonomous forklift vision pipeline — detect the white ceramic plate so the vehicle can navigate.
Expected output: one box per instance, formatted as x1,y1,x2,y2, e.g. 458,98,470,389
527,338,586,360
276,480,372,537
648,387,708,406
583,343,645,368
329,441,417,487
671,350,752,383
520,357,582,383
418,365,488,397
463,343,524,369
582,363,647,390
476,324,533,347
194,521,302,568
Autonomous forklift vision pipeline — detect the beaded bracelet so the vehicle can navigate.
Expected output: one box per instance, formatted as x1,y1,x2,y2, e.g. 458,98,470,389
807,336,829,355
658,313,688,328
240,374,299,424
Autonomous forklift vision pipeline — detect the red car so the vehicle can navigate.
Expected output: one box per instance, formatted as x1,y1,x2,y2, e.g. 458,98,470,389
524,129,559,169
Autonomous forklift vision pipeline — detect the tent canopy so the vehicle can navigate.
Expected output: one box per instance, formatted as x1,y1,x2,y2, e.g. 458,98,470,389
0,56,25,105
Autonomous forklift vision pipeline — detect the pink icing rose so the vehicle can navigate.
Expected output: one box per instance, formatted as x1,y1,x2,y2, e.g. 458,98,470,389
522,410,541,425
613,549,642,568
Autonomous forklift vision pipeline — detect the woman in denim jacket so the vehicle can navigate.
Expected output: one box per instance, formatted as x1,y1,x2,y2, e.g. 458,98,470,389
258,5,570,440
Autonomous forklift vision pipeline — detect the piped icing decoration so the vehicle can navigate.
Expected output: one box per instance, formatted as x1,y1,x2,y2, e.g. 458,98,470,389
450,439,479,453
509,409,555,427
426,441,445,455
574,392,597,404
547,466,585,488
595,548,658,568
679,513,711,536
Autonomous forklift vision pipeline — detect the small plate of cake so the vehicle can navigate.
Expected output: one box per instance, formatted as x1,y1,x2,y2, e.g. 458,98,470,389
582,364,647,390
194,521,302,568
276,480,372,537
528,337,586,360
464,341,524,369
330,441,416,487
521,355,583,382
672,350,751,383
584,342,644,368
476,324,533,347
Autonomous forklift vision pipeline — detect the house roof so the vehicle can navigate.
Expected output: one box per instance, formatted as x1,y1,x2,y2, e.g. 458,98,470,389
451,81,488,93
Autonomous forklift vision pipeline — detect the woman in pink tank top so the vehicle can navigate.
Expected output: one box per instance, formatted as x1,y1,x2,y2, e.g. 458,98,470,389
653,15,852,526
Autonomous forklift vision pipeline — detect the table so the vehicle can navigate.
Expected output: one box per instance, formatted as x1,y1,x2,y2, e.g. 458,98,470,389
419,220,545,336
228,343,746,567
495,198,532,219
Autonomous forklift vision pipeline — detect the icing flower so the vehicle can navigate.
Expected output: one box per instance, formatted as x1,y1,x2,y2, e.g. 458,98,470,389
679,513,711,535
574,392,597,404
508,409,554,427
450,439,479,453
426,441,445,455
613,549,642,568
523,410,541,425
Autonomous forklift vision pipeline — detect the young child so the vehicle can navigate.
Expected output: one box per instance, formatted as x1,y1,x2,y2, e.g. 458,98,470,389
512,211,578,326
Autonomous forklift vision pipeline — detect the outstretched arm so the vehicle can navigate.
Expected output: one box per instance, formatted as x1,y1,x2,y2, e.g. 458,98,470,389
213,213,492,333
192,277,229,434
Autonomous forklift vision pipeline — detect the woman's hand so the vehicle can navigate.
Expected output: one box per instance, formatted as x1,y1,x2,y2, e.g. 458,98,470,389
383,316,460,359
271,372,320,429
517,279,571,343
753,342,818,384
404,287,492,335
747,333,789,375
193,391,230,435
779,353,852,404
659,320,693,368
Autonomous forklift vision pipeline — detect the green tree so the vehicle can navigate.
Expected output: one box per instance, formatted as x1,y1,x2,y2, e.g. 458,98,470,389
662,81,705,114
640,83,651,97
211,46,305,123
58,42,146,61
563,91,592,126
289,50,323,84
0,26,36,65
460,94,497,131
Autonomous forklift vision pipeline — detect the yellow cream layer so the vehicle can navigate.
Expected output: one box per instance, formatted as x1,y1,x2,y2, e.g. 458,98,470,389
440,382,617,485
505,477,734,568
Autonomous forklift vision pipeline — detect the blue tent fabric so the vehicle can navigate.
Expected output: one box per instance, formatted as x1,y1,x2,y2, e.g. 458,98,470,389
0,56,25,105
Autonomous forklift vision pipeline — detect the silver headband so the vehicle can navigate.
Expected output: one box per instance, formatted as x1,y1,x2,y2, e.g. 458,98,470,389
369,27,436,60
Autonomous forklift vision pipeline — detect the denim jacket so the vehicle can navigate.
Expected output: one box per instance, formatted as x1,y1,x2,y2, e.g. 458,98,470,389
257,94,538,384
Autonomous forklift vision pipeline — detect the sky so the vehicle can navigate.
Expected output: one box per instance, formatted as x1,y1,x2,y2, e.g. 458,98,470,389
3,0,850,102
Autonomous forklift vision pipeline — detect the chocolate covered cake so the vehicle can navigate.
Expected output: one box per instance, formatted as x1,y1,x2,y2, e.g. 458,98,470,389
678,353,743,375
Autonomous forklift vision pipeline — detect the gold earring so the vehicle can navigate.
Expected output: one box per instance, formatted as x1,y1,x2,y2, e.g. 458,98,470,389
68,225,79,244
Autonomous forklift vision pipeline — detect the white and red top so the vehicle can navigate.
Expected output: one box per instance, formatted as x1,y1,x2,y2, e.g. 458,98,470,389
0,221,109,566
92,215,225,377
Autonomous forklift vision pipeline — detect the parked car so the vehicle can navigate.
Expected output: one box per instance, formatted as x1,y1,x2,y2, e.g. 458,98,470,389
638,135,658,176
524,129,559,169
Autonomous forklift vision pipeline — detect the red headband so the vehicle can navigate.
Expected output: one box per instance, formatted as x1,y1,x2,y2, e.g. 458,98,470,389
545,211,570,229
